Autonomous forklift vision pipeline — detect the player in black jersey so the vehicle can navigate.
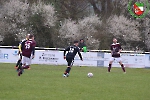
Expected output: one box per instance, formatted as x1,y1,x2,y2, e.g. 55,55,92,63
63,40,83,77
15,34,30,71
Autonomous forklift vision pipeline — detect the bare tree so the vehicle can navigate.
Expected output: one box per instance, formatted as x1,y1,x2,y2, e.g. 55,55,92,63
29,0,57,47
107,15,141,50
55,0,89,20
143,15,150,51
0,0,30,39
59,15,102,49
31,0,57,26
0,0,57,46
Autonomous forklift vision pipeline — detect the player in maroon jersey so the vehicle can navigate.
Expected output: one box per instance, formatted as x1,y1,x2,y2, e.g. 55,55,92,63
15,34,30,71
108,38,126,73
18,34,36,76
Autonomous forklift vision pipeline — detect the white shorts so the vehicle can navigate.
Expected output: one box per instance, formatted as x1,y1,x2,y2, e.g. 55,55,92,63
110,57,122,63
22,56,32,65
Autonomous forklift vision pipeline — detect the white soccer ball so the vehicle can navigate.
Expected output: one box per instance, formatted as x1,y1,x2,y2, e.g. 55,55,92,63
87,72,93,78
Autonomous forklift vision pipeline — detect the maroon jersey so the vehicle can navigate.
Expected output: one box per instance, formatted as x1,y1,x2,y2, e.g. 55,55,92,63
110,43,121,57
22,39,36,58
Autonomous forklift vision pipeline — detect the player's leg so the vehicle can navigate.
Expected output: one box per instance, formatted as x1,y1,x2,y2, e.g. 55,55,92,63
15,54,22,69
18,56,26,76
17,63,22,71
108,57,114,72
119,61,126,73
15,59,21,69
63,56,73,77
117,58,126,73
16,54,22,71
22,57,31,69
19,54,23,68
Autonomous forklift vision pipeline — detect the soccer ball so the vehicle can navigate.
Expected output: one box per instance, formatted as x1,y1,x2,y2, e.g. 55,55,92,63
87,72,93,78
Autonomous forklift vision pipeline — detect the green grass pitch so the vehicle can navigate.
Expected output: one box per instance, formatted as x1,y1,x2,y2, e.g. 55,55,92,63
0,63,150,100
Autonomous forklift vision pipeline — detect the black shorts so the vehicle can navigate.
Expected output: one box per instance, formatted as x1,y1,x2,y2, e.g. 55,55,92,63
66,56,74,66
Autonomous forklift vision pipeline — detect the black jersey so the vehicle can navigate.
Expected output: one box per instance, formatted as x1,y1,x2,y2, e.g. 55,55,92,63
64,45,83,60
19,39,28,51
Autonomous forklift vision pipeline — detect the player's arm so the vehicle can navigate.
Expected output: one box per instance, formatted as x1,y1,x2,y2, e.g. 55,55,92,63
17,49,20,55
19,39,26,53
118,49,122,54
110,45,113,55
63,47,70,59
118,44,122,54
77,48,83,61
31,42,36,59
111,50,113,55
31,46,35,59
18,44,22,53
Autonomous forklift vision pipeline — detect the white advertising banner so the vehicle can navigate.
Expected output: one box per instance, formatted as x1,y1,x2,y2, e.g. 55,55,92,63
32,51,98,66
104,53,145,68
32,50,65,65
74,52,99,67
0,48,148,68
0,49,99,66
0,49,19,63
144,54,150,68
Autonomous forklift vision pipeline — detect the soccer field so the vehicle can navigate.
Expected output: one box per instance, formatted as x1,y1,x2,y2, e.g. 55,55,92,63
0,63,150,100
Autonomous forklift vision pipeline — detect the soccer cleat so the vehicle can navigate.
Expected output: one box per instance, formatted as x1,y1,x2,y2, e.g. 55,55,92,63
18,69,24,76
66,73,69,77
63,74,67,77
63,73,69,77
16,68,24,73
28,67,31,70
123,72,126,74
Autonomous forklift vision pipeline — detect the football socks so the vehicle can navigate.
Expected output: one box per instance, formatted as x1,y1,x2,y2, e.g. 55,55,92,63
16,59,21,67
64,67,71,74
121,64,126,72
108,64,112,72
